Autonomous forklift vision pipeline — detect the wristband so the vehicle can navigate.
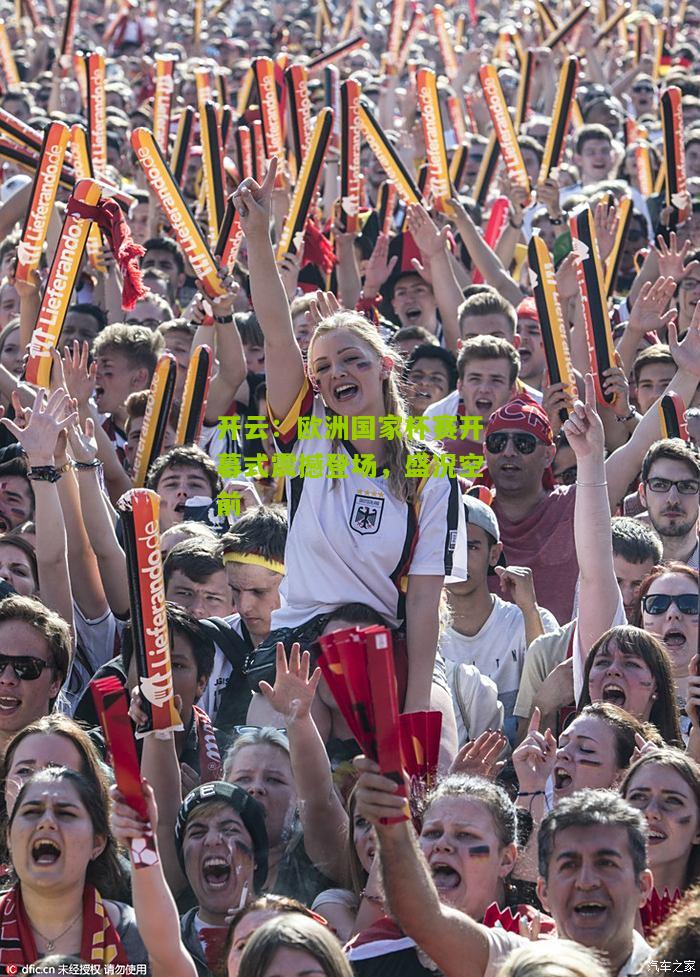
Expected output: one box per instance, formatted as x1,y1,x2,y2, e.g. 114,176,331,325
27,465,61,483
74,459,102,470
214,314,234,324
616,409,638,423
576,480,608,487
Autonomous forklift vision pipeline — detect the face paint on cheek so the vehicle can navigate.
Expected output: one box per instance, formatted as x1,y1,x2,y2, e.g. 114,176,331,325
677,816,692,825
467,845,491,857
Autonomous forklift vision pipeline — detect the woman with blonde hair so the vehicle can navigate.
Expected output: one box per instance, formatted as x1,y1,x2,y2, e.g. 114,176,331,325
233,159,467,723
496,940,607,977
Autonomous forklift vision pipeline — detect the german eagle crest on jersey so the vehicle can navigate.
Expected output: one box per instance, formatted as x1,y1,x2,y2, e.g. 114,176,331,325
350,493,384,535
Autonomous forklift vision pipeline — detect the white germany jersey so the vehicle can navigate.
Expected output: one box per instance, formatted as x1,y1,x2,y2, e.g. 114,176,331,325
269,381,468,630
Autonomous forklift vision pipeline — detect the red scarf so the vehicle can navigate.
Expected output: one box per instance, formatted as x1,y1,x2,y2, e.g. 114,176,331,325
192,704,223,783
199,925,228,971
0,884,129,966
640,887,682,939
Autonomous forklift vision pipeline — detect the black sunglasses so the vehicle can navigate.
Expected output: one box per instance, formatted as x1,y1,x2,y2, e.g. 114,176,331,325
641,594,698,616
0,655,55,681
485,432,538,455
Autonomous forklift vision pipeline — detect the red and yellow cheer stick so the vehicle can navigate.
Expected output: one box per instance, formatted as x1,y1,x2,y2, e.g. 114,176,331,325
236,66,254,117
569,205,617,406
306,35,366,73
539,56,579,182
0,21,20,87
235,125,253,180
153,54,176,155
175,345,212,446
661,86,690,225
479,65,531,196
285,64,312,171
60,0,79,63
132,127,225,299
276,108,333,260
388,0,406,65
84,51,107,179
73,53,87,108
26,179,101,388
417,68,452,213
16,122,70,284
0,137,72,190
199,100,226,246
604,195,632,297
377,180,397,236
132,353,177,487
636,139,654,197
170,107,194,189
433,5,458,80
359,100,421,205
119,489,182,737
340,79,362,233
446,94,467,144
253,57,285,166
528,233,576,418
658,392,688,440
397,4,425,72
251,119,265,182
69,123,105,273
544,2,590,49
215,196,244,272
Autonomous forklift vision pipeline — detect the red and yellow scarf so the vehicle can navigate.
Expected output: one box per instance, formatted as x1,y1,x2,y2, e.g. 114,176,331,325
0,883,129,966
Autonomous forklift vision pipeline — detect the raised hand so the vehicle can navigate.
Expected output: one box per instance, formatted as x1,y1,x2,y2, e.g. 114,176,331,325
654,231,698,282
278,250,303,301
669,300,700,378
363,233,398,297
601,358,633,419
2,387,78,467
258,642,322,723
627,276,677,336
232,156,278,239
593,197,620,263
494,565,538,613
62,340,96,407
306,290,341,329
354,754,410,825
512,707,557,792
406,204,449,260
449,729,507,779
67,416,98,465
562,372,605,459
110,781,158,844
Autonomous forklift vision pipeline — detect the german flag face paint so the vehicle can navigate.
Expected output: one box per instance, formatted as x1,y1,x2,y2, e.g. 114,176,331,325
120,489,182,737
473,132,500,207
514,50,534,131
569,205,617,406
253,57,285,165
528,233,576,418
16,122,70,284
661,86,690,223
604,195,632,297
543,2,590,49
215,196,244,272
60,0,79,60
416,68,453,213
0,20,20,87
132,353,178,488
285,64,312,171
153,55,176,154
276,107,333,260
359,100,421,205
306,34,366,73
479,66,531,197
199,100,226,246
176,345,212,446
25,179,101,388
433,5,459,80
84,51,107,179
377,180,397,235
340,79,362,233
539,56,579,182
658,392,688,440
132,127,225,299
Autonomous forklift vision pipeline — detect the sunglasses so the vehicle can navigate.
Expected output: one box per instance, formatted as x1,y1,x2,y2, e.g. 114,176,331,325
645,476,700,495
633,85,655,94
0,655,55,681
641,594,699,616
485,432,538,455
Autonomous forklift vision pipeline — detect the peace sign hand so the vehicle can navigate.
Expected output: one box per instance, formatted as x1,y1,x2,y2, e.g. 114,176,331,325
232,157,278,240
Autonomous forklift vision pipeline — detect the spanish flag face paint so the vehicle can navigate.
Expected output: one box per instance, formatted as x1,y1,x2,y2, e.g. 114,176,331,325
176,345,212,446
604,195,632,297
661,86,690,223
276,107,333,260
359,100,421,205
433,5,458,80
84,51,107,180
416,68,453,214
539,56,579,182
16,121,70,284
132,353,178,488
132,127,225,299
544,2,590,49
0,20,20,87
253,57,285,163
153,54,176,155
340,79,362,233
199,99,226,247
658,392,688,440
215,196,243,272
119,489,182,737
285,64,312,171
569,205,617,406
528,233,576,418
26,179,101,388
479,66,531,197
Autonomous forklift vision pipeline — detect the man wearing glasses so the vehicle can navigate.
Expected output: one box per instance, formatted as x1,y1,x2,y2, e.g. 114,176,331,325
638,440,700,569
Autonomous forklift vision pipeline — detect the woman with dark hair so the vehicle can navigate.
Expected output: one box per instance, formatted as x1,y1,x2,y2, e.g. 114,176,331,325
577,625,684,746
621,748,700,935
0,767,147,967
238,915,352,977
225,894,323,977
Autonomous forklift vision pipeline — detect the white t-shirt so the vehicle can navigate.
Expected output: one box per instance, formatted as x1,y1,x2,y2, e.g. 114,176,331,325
439,597,559,743
269,383,468,630
445,660,504,747
197,613,247,720
484,927,651,977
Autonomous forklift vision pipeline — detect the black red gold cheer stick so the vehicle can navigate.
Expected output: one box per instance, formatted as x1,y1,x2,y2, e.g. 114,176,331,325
515,49,534,131
306,35,366,73
543,2,591,49
539,56,579,182
285,64,312,171
153,54,176,155
416,68,453,213
604,195,632,297
658,392,688,440
84,51,107,179
359,100,421,205
479,66,530,196
661,86,690,226
199,100,226,245
170,107,195,189
277,107,333,259
340,79,362,233
473,133,500,207
215,195,244,272
132,353,178,487
253,57,285,166
377,180,397,235
432,5,458,80
235,125,253,181
60,0,79,62
175,345,212,446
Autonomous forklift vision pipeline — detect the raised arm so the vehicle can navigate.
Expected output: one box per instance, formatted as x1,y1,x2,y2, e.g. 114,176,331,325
407,204,463,353
191,285,247,423
448,196,522,308
355,756,491,977
233,158,305,421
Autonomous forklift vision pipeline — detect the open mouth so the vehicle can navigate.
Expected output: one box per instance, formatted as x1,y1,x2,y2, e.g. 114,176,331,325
602,683,626,708
333,383,359,403
202,856,232,888
32,839,61,865
405,308,422,323
500,463,521,473
573,901,606,919
431,863,462,890
663,630,687,650
554,767,573,791
648,829,667,845
475,398,493,413
0,696,21,713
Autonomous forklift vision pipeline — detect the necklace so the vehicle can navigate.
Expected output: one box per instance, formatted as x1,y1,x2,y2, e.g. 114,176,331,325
29,908,83,952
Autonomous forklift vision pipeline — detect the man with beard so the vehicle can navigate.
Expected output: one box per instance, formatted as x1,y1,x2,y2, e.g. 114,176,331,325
175,783,268,977
638,440,699,569
354,781,652,977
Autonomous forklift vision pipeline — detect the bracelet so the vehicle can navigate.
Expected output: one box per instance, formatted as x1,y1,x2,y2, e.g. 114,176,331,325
56,461,73,473
214,314,234,324
73,459,102,471
360,889,383,905
576,480,608,487
27,465,61,483
615,409,638,423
